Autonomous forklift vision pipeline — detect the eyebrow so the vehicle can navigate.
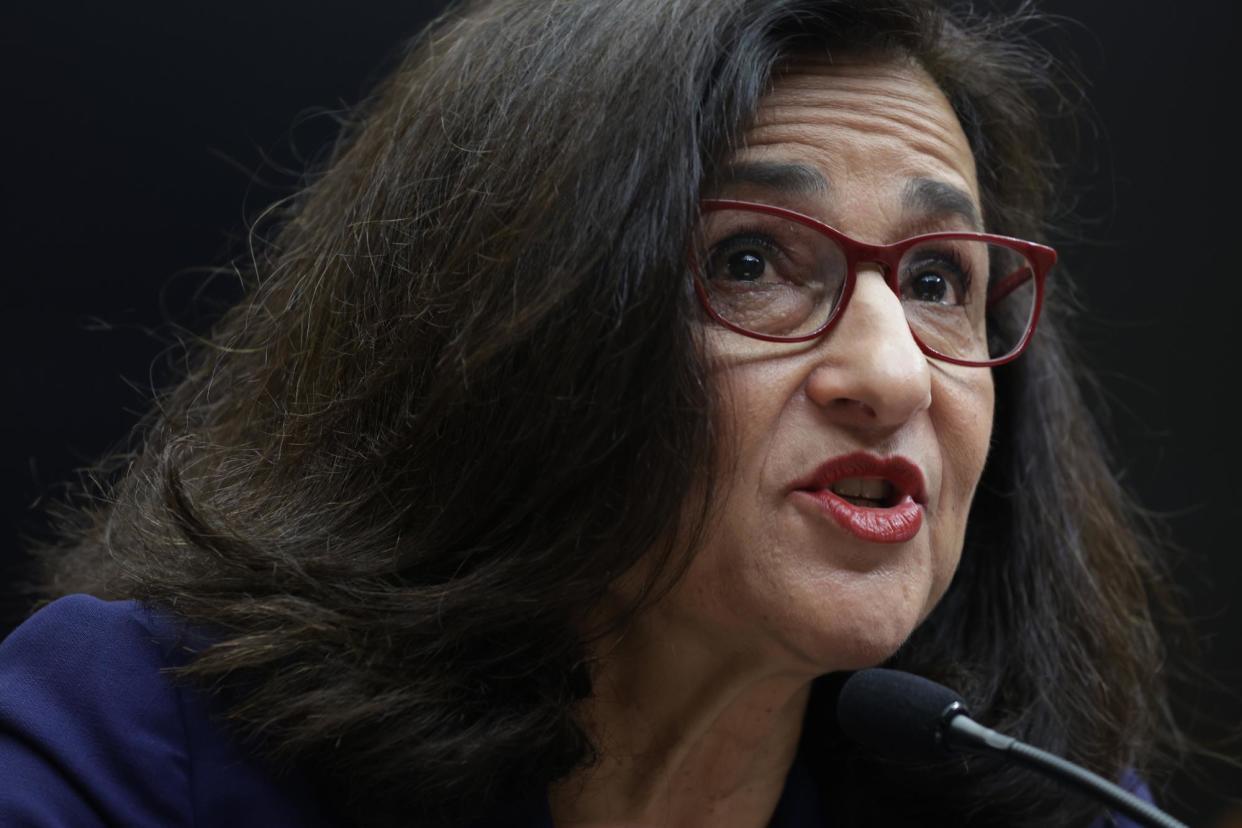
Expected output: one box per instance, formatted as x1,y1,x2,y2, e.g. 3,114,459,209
706,162,983,232
901,177,983,232
706,160,830,197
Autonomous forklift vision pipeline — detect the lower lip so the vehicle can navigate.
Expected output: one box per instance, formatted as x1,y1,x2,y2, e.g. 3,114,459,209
792,490,924,544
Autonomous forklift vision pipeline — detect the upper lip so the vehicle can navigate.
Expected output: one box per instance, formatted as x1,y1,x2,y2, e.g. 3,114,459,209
791,451,928,506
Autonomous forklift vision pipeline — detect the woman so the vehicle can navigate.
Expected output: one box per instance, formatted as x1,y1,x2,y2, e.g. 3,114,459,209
0,0,1186,825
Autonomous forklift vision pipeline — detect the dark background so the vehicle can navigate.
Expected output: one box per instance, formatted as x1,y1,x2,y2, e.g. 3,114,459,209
2,1,1238,823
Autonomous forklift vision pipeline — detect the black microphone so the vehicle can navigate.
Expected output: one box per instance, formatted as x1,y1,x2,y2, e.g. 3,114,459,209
836,668,1189,828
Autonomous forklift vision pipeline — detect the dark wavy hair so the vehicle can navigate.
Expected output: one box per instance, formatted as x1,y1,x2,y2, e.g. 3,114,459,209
21,0,1190,825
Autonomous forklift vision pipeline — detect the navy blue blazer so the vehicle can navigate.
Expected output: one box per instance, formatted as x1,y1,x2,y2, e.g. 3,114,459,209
0,595,1150,826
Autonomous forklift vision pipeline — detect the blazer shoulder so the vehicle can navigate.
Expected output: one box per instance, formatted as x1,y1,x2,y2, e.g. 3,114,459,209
1,593,331,827
0,592,197,825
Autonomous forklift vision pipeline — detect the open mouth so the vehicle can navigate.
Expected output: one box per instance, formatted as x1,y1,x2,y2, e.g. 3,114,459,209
792,453,927,508
823,477,901,508
790,452,927,544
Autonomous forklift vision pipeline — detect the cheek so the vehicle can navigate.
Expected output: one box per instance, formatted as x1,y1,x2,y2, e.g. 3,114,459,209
667,357,800,622
707,346,802,495
929,370,994,586
940,370,994,495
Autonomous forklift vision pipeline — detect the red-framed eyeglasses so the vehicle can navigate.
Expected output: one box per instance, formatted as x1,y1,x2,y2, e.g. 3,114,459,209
691,199,1057,367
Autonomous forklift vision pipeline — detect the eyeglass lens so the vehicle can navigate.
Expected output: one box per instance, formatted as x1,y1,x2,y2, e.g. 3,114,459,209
696,209,1037,362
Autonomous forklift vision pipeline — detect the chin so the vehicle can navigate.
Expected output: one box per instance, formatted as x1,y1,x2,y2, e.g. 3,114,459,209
831,638,911,673
794,603,926,674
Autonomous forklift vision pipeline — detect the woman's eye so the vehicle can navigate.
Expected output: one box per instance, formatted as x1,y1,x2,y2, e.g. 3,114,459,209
909,270,950,303
707,234,779,283
901,254,971,305
724,249,766,281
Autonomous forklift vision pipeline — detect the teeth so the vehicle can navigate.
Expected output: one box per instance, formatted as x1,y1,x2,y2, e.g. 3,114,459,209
829,477,892,500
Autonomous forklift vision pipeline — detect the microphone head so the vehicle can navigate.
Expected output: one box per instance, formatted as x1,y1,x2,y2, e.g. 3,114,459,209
836,668,969,760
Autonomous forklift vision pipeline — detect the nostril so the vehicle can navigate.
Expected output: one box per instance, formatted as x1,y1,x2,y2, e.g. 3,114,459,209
832,398,877,419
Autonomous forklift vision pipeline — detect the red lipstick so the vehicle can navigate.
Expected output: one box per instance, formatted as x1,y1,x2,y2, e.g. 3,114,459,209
790,452,927,544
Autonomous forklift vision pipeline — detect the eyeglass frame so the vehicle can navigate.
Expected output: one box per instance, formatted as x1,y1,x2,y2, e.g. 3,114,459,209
691,198,1058,368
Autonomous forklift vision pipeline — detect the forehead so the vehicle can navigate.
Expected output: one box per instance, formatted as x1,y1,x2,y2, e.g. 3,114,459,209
721,54,981,234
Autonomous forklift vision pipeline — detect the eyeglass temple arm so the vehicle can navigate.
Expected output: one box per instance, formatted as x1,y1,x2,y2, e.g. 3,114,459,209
987,267,1032,310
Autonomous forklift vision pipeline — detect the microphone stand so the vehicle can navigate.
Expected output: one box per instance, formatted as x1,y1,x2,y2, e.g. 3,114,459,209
944,712,1189,828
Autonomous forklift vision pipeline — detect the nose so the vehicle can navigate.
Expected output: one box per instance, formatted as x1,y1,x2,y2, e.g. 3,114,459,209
804,267,932,431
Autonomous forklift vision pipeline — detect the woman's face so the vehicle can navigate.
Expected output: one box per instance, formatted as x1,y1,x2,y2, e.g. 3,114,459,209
667,56,994,675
